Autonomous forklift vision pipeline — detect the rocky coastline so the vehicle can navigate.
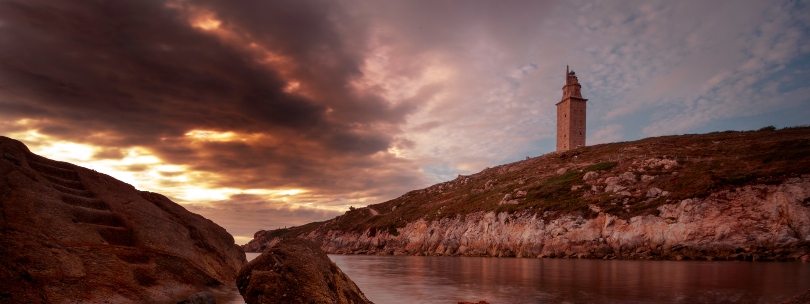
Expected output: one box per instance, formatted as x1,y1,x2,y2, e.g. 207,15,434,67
246,177,810,261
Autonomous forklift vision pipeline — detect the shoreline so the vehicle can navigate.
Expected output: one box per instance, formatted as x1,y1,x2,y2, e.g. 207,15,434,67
246,250,810,262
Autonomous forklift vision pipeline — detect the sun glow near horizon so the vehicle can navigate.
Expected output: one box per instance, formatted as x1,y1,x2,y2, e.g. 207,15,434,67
6,129,346,211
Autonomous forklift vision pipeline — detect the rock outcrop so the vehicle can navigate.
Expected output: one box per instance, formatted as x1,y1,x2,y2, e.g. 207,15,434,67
236,238,372,304
246,177,810,260
0,136,246,303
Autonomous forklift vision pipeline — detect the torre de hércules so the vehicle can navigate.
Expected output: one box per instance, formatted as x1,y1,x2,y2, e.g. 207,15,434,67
556,66,588,152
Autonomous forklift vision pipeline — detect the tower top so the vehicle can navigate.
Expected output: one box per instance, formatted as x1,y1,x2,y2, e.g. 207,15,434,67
564,65,581,89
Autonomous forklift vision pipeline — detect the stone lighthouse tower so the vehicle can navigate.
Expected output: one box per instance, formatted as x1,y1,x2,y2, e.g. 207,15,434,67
556,65,588,152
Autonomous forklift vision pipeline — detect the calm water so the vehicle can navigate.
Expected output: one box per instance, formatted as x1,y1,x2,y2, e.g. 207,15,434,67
215,253,809,304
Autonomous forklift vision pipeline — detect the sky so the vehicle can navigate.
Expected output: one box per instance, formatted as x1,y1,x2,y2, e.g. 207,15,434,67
1,0,809,244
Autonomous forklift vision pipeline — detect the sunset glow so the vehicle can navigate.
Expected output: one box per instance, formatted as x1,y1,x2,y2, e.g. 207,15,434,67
7,131,330,220
194,16,221,31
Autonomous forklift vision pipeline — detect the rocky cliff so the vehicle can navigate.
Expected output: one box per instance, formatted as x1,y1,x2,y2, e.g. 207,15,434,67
264,177,810,260
0,136,246,303
244,127,810,261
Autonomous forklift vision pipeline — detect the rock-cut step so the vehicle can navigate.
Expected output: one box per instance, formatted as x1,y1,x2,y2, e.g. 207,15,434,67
52,183,94,198
41,174,86,191
92,224,132,246
62,194,109,211
28,161,80,181
69,206,132,246
71,207,125,227
27,154,74,170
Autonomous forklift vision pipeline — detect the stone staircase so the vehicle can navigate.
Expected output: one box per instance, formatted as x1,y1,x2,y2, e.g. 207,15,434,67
27,155,132,246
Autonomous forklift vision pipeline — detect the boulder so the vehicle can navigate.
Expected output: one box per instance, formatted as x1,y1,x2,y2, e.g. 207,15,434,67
605,176,620,185
498,194,520,206
646,187,663,198
498,194,519,205
0,136,246,303
236,238,373,304
641,175,655,182
605,184,626,193
621,172,636,182
583,171,599,181
484,180,495,189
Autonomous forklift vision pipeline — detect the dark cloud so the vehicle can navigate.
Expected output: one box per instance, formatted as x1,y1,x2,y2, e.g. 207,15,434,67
0,0,405,138
0,0,425,196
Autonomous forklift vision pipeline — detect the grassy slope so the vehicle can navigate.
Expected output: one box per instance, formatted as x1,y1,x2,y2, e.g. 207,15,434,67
278,126,810,238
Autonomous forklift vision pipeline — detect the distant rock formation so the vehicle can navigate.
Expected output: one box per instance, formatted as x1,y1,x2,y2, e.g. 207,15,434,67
237,238,372,304
0,136,246,303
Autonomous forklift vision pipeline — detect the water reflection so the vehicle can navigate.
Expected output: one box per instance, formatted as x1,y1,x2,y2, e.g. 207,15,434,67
329,255,810,304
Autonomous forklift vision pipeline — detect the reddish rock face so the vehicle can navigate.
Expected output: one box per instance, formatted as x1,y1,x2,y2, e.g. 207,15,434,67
237,238,373,304
0,136,246,303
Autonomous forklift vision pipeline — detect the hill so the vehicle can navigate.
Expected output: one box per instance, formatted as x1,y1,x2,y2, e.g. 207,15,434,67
244,126,810,261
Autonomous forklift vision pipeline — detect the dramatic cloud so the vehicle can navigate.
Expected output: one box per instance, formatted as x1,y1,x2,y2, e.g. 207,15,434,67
1,0,808,243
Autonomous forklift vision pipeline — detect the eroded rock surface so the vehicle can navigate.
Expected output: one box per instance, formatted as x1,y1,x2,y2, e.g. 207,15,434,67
237,238,372,304
0,136,246,303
